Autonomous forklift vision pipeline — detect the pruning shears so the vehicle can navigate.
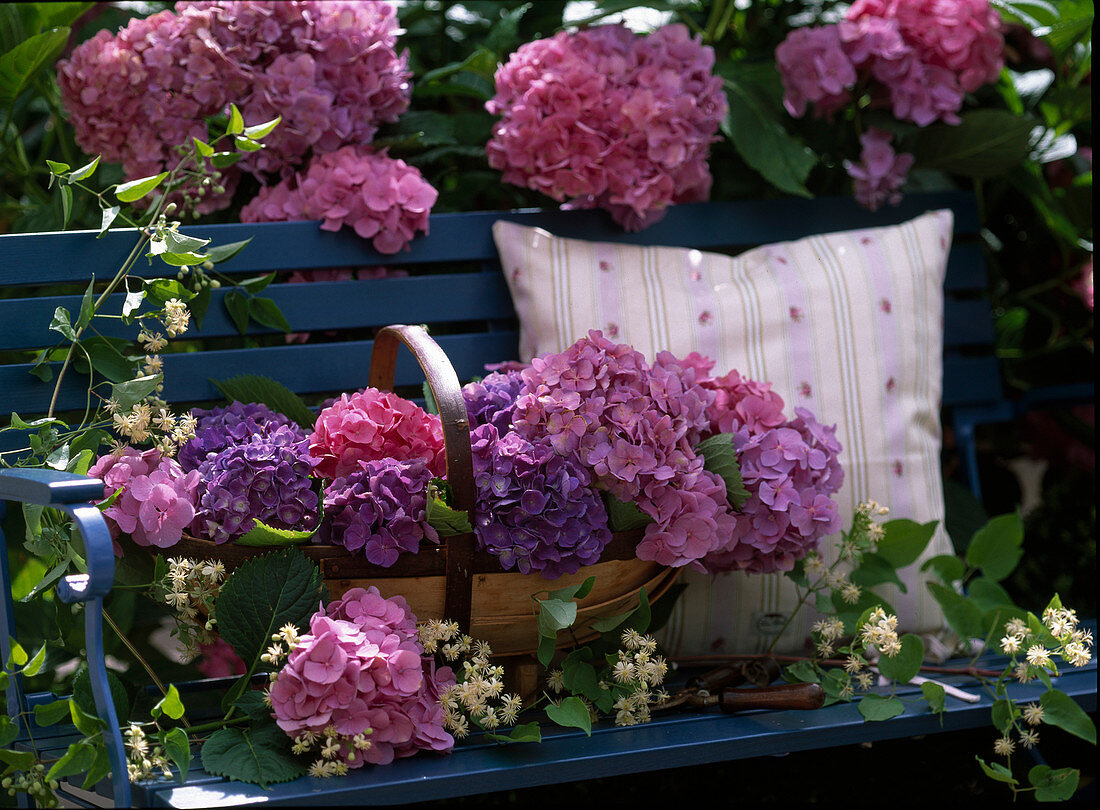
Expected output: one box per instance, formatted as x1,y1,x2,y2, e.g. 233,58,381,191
652,658,825,714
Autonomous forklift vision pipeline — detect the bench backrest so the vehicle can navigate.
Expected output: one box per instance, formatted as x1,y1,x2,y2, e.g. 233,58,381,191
0,191,995,447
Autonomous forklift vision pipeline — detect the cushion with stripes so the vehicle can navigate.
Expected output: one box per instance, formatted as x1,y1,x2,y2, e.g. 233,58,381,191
492,210,953,655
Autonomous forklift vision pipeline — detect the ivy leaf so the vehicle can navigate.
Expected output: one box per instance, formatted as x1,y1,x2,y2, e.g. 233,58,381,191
545,695,592,736
1039,689,1096,744
215,548,323,671
694,433,750,509
211,373,317,430
200,724,306,788
236,520,315,547
858,694,905,721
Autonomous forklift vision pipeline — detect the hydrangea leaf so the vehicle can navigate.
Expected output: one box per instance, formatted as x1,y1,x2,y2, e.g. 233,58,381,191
605,495,652,532
236,520,315,547
215,548,324,672
200,724,306,788
694,433,750,510
910,109,1035,179
211,374,317,430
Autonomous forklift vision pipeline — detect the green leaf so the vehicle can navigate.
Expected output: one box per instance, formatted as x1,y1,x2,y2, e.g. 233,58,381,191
605,494,653,532
976,755,1019,785
164,726,191,784
231,691,272,721
719,63,815,197
425,485,473,536
200,724,306,788
485,721,542,745
966,513,1024,581
205,238,251,265
966,577,1016,614
0,27,70,106
163,229,211,254
45,742,97,782
537,598,577,638
226,103,245,135
236,520,315,547
782,660,821,684
45,159,71,177
159,250,210,268
73,667,130,724
33,699,74,727
49,306,76,340
224,290,251,334
22,643,46,676
98,205,121,235
1029,765,1080,802
60,184,72,227
537,632,556,668
211,374,317,430
6,639,26,668
233,135,263,152
921,553,966,584
210,151,242,168
547,576,596,603
190,284,213,330
0,716,16,748
216,548,323,670
243,115,282,140
695,433,750,509
876,633,924,684
82,336,135,383
248,297,292,332
562,657,604,702
545,696,592,736
81,744,112,790
876,519,938,568
193,137,214,157
910,110,1035,178
927,582,985,640
850,552,907,593
68,155,100,183
237,272,275,294
115,172,169,203
921,681,946,715
858,694,905,721
152,684,186,720
76,278,96,330
992,698,1019,733
1039,689,1096,744
110,373,162,411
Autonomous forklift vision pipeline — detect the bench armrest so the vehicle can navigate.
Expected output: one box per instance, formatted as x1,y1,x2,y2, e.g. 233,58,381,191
0,467,131,806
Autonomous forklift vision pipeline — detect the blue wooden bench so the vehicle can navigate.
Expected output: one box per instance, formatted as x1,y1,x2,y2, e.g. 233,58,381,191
1,192,1095,806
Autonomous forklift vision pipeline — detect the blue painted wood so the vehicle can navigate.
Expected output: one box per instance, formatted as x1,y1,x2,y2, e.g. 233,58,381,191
130,652,1097,807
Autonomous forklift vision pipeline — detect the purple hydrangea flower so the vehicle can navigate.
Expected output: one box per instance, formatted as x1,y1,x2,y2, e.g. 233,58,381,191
470,423,612,579
320,457,439,567
195,425,319,543
462,370,525,434
178,401,304,472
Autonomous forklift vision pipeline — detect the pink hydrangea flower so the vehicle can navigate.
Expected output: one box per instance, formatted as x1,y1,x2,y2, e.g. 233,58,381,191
844,128,915,210
88,447,201,550
58,1,411,210
309,387,446,480
486,23,726,231
241,145,438,254
775,25,856,119
196,638,247,678
1073,258,1093,311
269,589,453,767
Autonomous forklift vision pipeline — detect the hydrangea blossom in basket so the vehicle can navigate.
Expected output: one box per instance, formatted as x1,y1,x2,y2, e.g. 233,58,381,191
89,325,842,663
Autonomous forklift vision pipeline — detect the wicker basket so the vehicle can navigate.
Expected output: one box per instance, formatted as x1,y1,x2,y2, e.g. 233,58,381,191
172,324,679,657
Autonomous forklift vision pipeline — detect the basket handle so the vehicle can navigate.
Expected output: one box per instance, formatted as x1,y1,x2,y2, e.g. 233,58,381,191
367,324,478,631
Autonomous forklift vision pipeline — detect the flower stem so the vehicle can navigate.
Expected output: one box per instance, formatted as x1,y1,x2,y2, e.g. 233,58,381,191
102,609,191,729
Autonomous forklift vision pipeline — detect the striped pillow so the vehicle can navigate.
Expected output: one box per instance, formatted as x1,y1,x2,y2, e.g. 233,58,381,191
492,210,954,655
